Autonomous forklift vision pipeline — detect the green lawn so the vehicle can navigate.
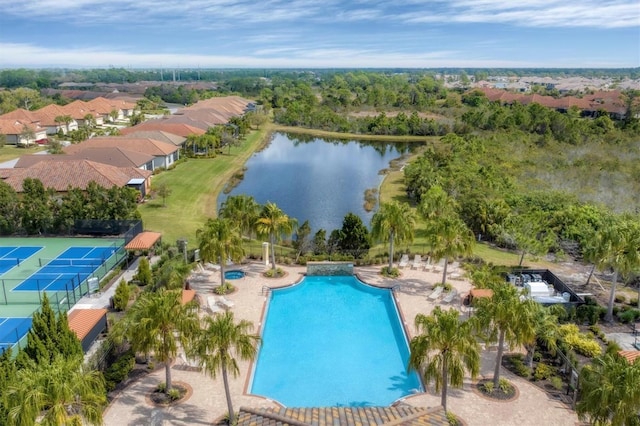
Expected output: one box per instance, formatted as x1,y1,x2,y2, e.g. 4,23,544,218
138,128,268,247
0,145,47,163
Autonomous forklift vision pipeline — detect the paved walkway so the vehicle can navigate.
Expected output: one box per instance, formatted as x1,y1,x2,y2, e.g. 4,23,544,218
103,262,580,426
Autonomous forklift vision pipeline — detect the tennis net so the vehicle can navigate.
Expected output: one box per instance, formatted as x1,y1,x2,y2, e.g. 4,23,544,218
0,258,20,268
39,258,103,267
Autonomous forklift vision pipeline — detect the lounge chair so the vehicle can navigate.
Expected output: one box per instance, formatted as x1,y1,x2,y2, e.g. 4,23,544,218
411,255,422,269
398,254,409,268
217,296,235,309
207,296,222,314
196,263,213,276
204,262,221,271
428,286,444,300
432,258,446,273
442,288,458,304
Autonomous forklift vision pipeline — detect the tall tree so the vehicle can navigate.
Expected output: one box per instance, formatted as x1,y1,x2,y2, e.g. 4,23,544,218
473,280,537,388
501,210,556,267
5,356,107,426
20,178,54,234
292,220,312,262
219,194,260,242
577,354,640,426
190,311,260,425
155,182,171,207
16,293,83,368
0,181,20,235
592,218,640,320
255,202,297,270
336,212,370,258
197,218,245,293
122,289,199,393
430,216,474,285
409,307,480,412
371,201,417,271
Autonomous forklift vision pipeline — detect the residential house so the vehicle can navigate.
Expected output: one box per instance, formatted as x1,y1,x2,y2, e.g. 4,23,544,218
124,130,187,148
85,97,137,121
119,122,205,138
0,119,48,145
16,147,155,171
30,104,79,135
64,136,179,170
0,159,152,197
60,100,105,126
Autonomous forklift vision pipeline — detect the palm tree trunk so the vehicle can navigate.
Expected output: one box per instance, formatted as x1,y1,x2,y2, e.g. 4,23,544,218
388,233,395,271
165,362,172,393
222,365,235,424
441,258,449,286
493,329,505,388
605,271,618,322
269,234,276,270
525,343,535,369
219,258,226,292
584,264,596,286
441,355,448,412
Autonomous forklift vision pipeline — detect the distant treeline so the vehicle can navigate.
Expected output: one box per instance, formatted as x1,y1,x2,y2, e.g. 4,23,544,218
1,67,638,89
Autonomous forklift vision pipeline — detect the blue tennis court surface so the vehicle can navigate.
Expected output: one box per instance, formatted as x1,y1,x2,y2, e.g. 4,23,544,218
0,246,42,274
0,317,32,353
13,246,118,292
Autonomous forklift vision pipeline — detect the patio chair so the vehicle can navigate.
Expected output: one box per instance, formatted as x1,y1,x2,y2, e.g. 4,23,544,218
428,285,444,300
411,255,422,269
442,288,458,304
207,296,222,314
217,295,235,309
398,254,409,268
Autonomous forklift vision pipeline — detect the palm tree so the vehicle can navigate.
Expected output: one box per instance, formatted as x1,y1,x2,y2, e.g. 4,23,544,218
219,194,260,242
54,114,74,134
123,289,199,393
5,356,106,425
430,216,474,285
524,304,561,369
592,218,640,320
255,202,297,271
371,201,417,271
409,307,480,412
197,218,245,293
576,353,640,426
190,311,260,424
473,280,537,388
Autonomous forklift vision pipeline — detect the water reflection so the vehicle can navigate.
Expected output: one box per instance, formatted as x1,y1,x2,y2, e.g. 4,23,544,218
218,132,417,232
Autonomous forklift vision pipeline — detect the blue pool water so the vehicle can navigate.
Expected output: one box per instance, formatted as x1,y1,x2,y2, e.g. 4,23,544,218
250,275,422,407
224,270,245,280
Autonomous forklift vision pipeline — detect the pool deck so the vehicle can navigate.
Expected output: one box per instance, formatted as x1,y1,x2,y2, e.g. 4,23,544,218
102,261,581,426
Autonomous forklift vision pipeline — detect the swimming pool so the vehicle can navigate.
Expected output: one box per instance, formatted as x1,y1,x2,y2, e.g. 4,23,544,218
250,275,422,407
224,270,245,280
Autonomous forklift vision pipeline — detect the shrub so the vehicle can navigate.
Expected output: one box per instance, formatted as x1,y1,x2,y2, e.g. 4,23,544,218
446,411,458,426
605,340,622,355
550,376,564,390
498,378,512,393
264,267,285,278
510,356,531,378
168,388,181,401
533,351,542,362
482,381,494,393
380,266,400,278
104,350,135,391
576,304,602,325
629,298,639,306
112,279,130,311
559,324,602,358
614,294,626,303
136,257,152,286
617,309,640,324
156,382,167,393
533,363,555,381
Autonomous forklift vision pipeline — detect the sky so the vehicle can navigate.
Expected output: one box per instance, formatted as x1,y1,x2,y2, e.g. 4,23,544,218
0,0,638,69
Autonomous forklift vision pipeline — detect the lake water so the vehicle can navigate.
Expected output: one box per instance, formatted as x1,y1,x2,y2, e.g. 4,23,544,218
218,132,415,232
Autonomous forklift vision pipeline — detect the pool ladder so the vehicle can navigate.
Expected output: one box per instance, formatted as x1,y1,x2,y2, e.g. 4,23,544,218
261,285,272,296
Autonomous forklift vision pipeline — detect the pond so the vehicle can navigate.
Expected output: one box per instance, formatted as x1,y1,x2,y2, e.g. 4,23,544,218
218,133,417,232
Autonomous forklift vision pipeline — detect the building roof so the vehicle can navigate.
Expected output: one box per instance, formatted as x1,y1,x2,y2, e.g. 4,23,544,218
1,159,151,192
85,97,137,114
120,122,205,138
619,350,640,363
156,115,213,130
68,308,107,340
470,288,494,299
65,136,178,157
0,108,39,124
230,406,449,426
16,147,154,169
0,119,46,136
124,231,162,250
60,100,103,120
125,130,187,146
182,289,196,305
30,104,71,126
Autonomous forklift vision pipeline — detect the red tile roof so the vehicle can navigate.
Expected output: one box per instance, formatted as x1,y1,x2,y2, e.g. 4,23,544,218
68,308,107,340
1,159,151,192
0,119,45,136
124,231,162,250
30,104,70,126
0,108,39,124
15,147,154,169
120,122,205,138
124,130,186,146
65,137,178,156
619,350,640,363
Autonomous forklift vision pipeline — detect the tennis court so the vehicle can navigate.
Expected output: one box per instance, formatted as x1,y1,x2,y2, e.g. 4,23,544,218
0,246,42,274
0,317,32,353
13,246,120,292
